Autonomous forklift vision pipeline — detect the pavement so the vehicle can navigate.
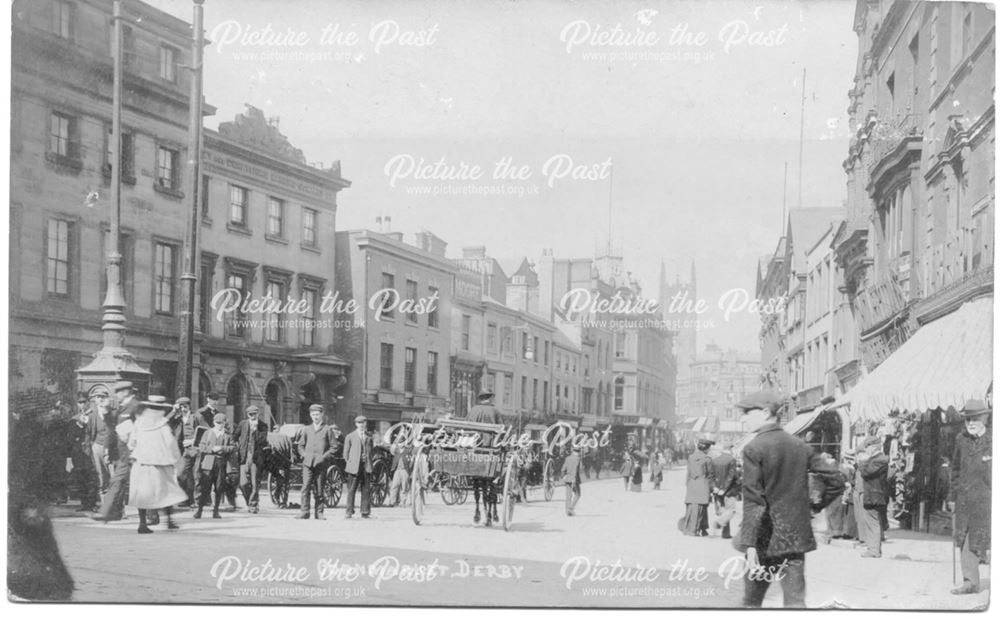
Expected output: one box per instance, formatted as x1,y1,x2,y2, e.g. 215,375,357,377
44,466,989,609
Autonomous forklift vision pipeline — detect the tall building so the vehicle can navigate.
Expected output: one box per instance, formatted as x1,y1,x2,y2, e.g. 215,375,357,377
10,0,196,410
663,261,697,417
332,228,454,433
197,106,350,426
680,344,762,446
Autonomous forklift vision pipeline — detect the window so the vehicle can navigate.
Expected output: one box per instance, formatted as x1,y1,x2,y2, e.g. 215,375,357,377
615,332,626,358
406,280,418,324
503,374,512,405
302,208,317,246
226,271,249,337
229,185,248,227
201,175,211,221
380,343,394,390
544,341,550,365
486,323,497,352
52,1,72,39
301,286,318,347
153,242,176,314
46,219,72,296
105,127,134,180
159,45,177,82
556,353,562,371
427,286,439,328
543,381,549,412
520,376,527,408
533,379,539,409
522,332,530,359
404,347,417,393
49,111,75,158
426,351,438,395
533,337,540,362
501,327,512,356
379,273,395,319
266,197,284,238
461,315,471,350
156,146,179,190
614,376,625,410
263,279,285,343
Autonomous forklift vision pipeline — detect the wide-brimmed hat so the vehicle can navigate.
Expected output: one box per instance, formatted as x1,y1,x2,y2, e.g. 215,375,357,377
961,399,991,418
141,395,173,410
477,391,495,401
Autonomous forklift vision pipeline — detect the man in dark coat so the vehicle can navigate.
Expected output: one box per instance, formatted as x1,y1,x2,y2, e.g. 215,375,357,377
198,392,223,427
233,405,270,514
733,391,844,608
296,405,339,520
948,399,991,595
712,443,740,539
173,397,206,507
343,414,375,519
857,436,890,558
195,412,237,519
679,437,715,536
95,381,141,522
468,391,502,424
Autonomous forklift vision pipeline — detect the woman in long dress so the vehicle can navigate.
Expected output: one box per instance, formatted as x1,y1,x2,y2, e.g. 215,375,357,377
128,396,187,534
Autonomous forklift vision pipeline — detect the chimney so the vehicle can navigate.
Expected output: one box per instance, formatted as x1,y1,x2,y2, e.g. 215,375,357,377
375,216,383,232
384,216,392,232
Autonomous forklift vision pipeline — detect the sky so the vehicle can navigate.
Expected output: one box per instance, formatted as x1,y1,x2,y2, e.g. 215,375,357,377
146,0,859,354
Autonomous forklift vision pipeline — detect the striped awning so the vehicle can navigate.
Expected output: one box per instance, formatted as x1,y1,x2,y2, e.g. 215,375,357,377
833,296,993,423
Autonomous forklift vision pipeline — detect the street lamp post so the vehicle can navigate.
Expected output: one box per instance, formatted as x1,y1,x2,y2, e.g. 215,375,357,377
77,0,150,397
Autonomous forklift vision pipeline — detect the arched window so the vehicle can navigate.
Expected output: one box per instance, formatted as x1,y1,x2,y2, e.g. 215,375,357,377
614,376,625,411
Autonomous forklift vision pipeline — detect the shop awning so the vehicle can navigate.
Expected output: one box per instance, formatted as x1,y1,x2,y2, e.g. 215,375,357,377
833,296,993,423
782,407,825,437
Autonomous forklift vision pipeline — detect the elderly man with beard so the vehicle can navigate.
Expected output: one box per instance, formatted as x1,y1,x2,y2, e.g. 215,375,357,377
948,399,992,595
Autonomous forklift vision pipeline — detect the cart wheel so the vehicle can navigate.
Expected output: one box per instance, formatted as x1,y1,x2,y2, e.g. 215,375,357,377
411,447,426,525
325,465,343,508
371,460,389,507
455,476,470,505
543,460,555,502
268,471,288,508
502,455,516,531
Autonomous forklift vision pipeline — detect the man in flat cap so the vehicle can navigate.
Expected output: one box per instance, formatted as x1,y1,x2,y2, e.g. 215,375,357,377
679,436,715,536
234,405,270,513
733,390,844,608
198,392,223,428
469,391,502,425
856,435,890,558
172,396,206,507
948,399,991,595
343,414,375,519
295,404,338,520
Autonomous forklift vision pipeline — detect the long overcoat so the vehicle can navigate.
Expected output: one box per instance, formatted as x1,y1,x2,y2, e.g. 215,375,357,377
685,448,715,504
951,430,991,557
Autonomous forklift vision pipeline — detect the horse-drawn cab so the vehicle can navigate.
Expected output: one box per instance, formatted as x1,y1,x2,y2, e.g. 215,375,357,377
409,418,520,530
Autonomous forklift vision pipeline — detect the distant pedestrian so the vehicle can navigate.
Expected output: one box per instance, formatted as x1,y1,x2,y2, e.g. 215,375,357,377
88,386,113,498
630,450,644,492
949,399,991,595
128,396,186,534
70,393,100,512
650,452,663,490
388,444,413,507
857,436,890,558
712,443,740,539
733,391,844,608
679,437,715,536
620,452,632,490
562,446,583,515
823,450,857,542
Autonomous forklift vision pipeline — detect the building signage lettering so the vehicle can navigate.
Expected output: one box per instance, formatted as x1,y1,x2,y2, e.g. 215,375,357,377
206,151,330,200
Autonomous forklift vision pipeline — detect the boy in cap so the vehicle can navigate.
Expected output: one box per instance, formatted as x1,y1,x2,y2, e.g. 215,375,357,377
194,412,236,519
949,399,991,594
733,390,844,607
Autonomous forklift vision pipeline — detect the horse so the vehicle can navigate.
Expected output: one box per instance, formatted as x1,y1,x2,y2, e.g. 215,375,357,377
472,475,499,526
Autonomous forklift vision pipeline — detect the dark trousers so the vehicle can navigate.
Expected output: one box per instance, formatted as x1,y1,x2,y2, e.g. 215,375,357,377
98,459,131,520
71,448,99,509
197,464,227,510
742,552,806,608
860,503,886,556
346,471,371,516
177,450,199,504
301,463,327,514
240,460,261,508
